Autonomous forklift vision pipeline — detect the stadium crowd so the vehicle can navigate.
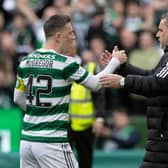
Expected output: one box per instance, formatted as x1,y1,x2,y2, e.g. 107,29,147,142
0,0,167,113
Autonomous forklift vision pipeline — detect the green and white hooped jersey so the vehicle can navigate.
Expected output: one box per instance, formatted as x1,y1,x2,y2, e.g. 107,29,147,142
17,49,89,143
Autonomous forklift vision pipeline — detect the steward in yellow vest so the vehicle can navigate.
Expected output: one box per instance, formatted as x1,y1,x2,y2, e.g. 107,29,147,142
69,62,96,131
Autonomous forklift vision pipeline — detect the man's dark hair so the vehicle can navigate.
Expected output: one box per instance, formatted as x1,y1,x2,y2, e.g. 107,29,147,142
112,107,129,116
161,12,168,27
44,14,71,39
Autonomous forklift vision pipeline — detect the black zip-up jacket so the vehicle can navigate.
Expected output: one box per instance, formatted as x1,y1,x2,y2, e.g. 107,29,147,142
119,47,168,168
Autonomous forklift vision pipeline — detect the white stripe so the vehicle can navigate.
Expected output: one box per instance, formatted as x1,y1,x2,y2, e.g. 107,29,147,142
162,70,168,78
23,78,71,87
26,95,70,106
53,61,65,70
24,113,69,124
22,130,67,138
158,67,168,77
156,67,166,77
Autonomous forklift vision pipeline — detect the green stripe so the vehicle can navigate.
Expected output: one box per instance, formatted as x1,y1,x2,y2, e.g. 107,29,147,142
63,62,79,80
76,70,89,83
26,103,69,116
23,120,69,131
31,85,71,98
21,134,68,143
20,67,63,79
17,66,23,78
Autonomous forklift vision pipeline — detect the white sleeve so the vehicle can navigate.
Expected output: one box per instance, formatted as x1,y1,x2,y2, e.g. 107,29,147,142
81,57,120,91
14,89,27,111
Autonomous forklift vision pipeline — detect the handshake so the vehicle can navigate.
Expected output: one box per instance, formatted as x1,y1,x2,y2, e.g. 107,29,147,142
100,46,127,66
100,46,127,88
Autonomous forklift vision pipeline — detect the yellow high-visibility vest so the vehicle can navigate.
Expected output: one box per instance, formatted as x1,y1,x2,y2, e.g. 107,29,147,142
69,62,96,131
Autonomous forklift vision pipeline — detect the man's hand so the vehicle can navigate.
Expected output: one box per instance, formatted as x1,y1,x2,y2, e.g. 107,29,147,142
100,74,124,88
92,118,104,136
101,46,127,65
100,50,112,65
113,50,127,65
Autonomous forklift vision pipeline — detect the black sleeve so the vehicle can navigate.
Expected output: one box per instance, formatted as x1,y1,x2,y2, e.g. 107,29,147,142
118,52,166,77
111,131,140,148
118,63,155,77
124,73,168,97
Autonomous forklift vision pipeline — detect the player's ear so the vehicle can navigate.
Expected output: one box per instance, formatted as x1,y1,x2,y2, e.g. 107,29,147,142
55,32,61,42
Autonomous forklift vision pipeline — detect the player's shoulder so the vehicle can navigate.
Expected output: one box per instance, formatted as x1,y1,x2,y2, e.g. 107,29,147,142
35,49,69,63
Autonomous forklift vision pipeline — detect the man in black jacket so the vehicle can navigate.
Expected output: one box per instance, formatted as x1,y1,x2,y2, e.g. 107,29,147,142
100,12,168,168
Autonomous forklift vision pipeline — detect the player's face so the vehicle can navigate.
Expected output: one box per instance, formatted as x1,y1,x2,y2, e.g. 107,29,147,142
156,19,168,49
61,23,76,55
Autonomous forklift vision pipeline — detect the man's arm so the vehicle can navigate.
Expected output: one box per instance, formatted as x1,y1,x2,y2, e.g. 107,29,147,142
118,63,156,77
82,57,121,91
101,49,159,76
63,50,127,91
124,74,168,97
83,50,127,90
100,68,168,97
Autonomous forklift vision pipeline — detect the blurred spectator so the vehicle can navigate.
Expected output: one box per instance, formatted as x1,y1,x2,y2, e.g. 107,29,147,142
72,0,96,51
101,108,140,151
105,0,124,29
0,60,13,108
52,0,73,16
152,0,168,27
8,12,35,54
103,0,125,50
140,3,155,31
0,31,20,76
89,35,106,65
119,27,138,56
86,6,106,44
17,1,57,47
129,31,160,70
125,1,142,32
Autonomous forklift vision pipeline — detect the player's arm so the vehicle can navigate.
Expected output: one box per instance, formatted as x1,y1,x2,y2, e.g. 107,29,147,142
63,50,126,91
14,77,27,111
82,57,120,91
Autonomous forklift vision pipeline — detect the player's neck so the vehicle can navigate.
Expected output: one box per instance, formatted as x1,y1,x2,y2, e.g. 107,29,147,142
43,40,62,54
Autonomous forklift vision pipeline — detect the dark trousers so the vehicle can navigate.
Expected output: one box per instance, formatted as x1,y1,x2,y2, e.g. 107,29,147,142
68,126,95,168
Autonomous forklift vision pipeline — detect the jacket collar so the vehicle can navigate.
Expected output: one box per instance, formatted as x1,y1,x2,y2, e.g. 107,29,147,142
164,46,168,53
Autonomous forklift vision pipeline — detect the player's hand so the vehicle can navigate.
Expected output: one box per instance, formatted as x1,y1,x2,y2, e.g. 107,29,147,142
112,47,127,64
100,74,123,88
101,46,127,65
